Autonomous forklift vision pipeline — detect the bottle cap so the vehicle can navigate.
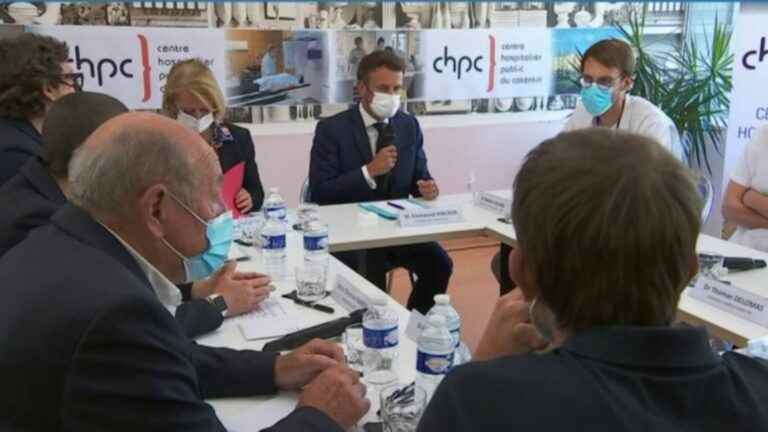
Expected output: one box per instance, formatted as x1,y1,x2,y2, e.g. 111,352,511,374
372,296,388,306
434,294,450,305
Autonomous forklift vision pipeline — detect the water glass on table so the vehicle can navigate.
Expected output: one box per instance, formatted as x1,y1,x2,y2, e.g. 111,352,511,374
295,263,327,303
343,323,365,373
379,384,427,432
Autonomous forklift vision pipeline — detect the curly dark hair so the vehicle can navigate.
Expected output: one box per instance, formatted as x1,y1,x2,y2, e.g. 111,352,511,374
0,33,69,120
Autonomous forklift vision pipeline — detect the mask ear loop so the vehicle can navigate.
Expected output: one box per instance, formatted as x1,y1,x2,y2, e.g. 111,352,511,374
168,192,209,227
529,296,555,343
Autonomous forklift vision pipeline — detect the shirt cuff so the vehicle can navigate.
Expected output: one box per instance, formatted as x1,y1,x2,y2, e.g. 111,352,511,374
361,165,377,190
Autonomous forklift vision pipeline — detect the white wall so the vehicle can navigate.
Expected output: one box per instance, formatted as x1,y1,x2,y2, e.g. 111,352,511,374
245,113,568,207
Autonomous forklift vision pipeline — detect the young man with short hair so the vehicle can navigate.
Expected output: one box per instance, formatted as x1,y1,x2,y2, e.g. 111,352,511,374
564,38,678,153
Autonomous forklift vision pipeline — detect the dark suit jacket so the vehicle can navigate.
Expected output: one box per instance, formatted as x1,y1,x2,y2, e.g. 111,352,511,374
218,122,265,211
0,158,66,257
309,106,431,205
0,161,223,338
0,117,42,186
0,204,341,431
418,326,768,432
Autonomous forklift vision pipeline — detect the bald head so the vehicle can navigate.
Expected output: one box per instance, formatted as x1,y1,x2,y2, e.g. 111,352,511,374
69,112,220,217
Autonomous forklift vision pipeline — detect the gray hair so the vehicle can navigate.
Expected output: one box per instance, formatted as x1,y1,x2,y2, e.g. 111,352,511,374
69,126,198,216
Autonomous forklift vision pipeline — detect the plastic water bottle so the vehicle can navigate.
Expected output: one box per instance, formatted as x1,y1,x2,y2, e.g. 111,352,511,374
362,296,399,386
416,315,454,399
261,213,286,259
303,219,329,266
263,187,287,221
426,294,470,366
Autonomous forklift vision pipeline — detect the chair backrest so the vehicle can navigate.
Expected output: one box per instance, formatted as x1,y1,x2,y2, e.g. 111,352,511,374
299,177,312,205
697,174,714,224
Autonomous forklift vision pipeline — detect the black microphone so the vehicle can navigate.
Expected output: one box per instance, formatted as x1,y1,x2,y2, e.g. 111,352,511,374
375,123,396,197
723,257,767,272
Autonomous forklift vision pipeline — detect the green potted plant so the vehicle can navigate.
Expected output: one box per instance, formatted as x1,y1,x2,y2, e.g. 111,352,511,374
618,12,733,173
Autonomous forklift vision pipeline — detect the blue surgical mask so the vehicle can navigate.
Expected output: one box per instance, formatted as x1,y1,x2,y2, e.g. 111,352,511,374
580,84,614,117
163,194,234,283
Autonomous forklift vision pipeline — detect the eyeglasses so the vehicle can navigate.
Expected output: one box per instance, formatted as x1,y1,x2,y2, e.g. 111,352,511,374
579,76,621,91
56,72,84,92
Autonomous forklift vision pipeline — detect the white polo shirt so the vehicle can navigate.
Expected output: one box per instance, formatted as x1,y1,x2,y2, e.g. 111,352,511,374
729,126,768,252
563,95,679,156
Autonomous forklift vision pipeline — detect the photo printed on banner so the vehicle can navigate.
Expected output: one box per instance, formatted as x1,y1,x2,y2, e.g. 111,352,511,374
225,29,331,107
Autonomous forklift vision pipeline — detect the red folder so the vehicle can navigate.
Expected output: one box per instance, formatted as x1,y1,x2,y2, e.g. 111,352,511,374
222,161,245,218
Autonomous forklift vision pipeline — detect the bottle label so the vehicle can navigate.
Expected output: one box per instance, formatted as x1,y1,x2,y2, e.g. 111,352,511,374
303,234,329,252
262,233,286,250
416,350,454,375
363,326,399,349
266,206,287,220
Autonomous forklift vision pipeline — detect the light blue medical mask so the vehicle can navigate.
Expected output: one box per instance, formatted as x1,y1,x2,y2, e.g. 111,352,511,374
580,84,614,117
162,194,234,283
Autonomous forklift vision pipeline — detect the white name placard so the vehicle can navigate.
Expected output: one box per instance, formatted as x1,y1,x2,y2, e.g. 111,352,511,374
474,191,512,215
331,274,373,312
399,205,465,228
405,309,429,342
688,276,768,327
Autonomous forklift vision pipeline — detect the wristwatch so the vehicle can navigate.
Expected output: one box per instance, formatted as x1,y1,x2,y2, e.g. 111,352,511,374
206,294,228,317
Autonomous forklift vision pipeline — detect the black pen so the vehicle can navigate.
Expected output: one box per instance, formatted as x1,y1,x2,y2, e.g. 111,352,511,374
291,298,335,314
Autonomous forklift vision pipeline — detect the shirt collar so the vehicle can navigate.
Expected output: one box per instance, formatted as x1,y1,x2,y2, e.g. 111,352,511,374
562,325,720,369
358,103,388,129
101,225,182,309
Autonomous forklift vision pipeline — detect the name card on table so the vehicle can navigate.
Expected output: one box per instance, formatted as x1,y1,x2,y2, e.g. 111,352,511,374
405,309,429,342
688,276,768,327
474,191,512,215
399,205,465,228
331,274,373,312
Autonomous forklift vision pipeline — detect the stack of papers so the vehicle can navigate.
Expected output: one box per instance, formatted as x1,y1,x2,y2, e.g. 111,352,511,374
238,298,302,340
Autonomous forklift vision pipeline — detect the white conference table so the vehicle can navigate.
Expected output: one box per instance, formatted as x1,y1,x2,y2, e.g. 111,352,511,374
201,193,768,429
319,192,768,345
200,233,417,431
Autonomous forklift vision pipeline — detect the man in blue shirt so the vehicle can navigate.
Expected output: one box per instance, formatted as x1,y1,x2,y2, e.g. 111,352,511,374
419,129,768,431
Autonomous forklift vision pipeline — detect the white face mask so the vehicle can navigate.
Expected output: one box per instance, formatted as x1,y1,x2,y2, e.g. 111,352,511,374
177,110,214,133
369,91,400,119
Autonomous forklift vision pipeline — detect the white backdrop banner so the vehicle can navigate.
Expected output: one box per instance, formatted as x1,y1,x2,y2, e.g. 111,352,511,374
420,28,552,100
27,25,226,109
723,3,768,191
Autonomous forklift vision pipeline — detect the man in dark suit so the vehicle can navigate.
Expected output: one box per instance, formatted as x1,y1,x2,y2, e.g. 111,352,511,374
0,92,272,338
0,33,79,185
309,50,452,314
0,112,369,431
418,130,768,432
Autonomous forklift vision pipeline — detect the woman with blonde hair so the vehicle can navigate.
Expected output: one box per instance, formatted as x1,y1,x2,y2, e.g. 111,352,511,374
163,58,264,213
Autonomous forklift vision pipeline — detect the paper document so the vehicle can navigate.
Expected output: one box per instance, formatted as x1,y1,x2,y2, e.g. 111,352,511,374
238,298,302,340
213,394,297,432
222,161,245,218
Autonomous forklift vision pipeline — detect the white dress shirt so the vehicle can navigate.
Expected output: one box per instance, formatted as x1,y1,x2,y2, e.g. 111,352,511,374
563,94,680,157
730,126,768,252
103,226,182,310
359,103,389,190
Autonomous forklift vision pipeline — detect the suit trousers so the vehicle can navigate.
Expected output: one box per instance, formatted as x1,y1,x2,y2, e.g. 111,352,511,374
333,242,453,314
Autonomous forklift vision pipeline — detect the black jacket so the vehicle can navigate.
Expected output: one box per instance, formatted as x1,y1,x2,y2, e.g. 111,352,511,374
217,123,265,211
418,326,768,432
0,118,42,186
309,106,431,205
0,160,223,338
0,203,341,431
0,158,66,256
